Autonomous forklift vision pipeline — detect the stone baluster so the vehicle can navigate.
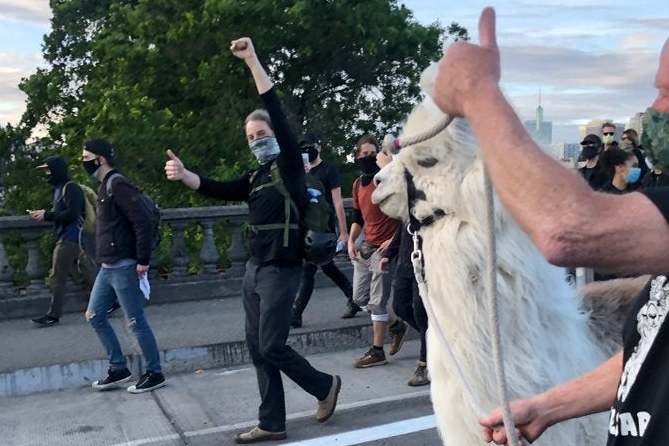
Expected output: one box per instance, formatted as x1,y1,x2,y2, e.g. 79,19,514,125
169,222,189,278
199,219,220,275
0,236,15,292
23,230,46,290
225,218,247,277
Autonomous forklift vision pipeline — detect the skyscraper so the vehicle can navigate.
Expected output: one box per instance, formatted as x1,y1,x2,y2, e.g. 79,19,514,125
524,91,553,146
628,112,645,137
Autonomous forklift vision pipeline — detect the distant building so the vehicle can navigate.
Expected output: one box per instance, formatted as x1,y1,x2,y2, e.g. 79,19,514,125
551,142,581,162
579,119,625,141
627,112,645,137
524,93,552,147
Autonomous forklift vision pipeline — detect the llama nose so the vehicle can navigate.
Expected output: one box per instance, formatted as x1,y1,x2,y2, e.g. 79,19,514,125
373,174,382,187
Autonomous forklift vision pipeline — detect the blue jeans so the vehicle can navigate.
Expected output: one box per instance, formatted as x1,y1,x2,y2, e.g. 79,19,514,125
86,265,161,373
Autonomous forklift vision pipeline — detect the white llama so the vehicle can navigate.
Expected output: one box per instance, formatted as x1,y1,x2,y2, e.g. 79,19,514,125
372,65,643,445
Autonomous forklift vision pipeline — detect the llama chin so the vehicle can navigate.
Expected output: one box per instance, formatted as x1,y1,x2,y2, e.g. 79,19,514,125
372,63,641,445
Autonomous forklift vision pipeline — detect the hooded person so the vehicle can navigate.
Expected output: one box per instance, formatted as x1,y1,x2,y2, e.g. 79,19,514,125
30,156,96,326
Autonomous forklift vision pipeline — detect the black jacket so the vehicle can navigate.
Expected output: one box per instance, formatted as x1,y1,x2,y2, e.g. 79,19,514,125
95,170,153,265
43,157,84,242
385,223,415,278
642,171,669,189
197,87,306,265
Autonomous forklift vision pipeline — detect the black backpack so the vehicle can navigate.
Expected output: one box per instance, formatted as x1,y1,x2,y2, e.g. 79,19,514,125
106,173,162,251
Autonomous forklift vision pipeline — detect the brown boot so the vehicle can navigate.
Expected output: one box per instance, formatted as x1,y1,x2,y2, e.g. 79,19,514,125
316,375,342,422
234,426,287,444
354,347,387,368
389,321,409,356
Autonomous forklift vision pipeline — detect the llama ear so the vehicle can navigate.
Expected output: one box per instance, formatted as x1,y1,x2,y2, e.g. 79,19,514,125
419,62,439,98
447,118,478,153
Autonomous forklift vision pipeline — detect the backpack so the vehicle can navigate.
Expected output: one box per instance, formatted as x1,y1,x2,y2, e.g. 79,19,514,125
106,173,162,251
63,181,97,234
250,162,336,265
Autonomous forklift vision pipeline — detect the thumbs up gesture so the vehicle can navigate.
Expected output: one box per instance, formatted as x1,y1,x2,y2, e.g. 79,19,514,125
165,149,186,181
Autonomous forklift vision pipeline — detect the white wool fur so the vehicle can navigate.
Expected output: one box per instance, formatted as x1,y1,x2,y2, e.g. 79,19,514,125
373,64,609,445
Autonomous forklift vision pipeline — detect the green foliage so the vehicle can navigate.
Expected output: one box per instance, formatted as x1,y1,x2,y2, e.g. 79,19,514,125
642,109,669,172
14,0,454,211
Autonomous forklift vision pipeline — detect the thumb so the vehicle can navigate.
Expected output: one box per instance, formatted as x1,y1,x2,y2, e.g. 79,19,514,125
478,7,498,49
166,149,180,162
479,409,504,427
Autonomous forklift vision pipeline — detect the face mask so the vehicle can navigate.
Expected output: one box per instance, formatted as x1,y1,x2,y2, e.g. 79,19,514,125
580,145,599,161
622,140,634,150
303,146,319,163
249,136,280,164
602,134,615,145
83,158,101,178
625,167,641,184
356,154,379,176
46,172,59,185
641,108,669,172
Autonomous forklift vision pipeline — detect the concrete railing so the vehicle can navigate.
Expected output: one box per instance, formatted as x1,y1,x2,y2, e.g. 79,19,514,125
0,200,354,319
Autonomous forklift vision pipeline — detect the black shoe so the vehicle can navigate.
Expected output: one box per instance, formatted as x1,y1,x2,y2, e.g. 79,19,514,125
127,371,166,394
290,313,303,329
92,368,132,391
107,301,121,316
341,303,361,319
32,315,59,327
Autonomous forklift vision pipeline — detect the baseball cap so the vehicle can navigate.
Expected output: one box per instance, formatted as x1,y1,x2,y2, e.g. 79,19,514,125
580,134,602,146
84,139,116,162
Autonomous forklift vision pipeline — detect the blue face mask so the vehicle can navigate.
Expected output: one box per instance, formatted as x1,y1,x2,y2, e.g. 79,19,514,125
625,167,641,184
249,136,280,164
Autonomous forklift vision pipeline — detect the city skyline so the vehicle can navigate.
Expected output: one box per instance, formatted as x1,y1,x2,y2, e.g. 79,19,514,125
1,1,668,143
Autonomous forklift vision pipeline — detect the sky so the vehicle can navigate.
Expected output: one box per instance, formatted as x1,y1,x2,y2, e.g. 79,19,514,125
0,0,668,143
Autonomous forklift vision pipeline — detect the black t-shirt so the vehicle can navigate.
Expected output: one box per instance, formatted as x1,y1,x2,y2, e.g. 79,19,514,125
308,160,341,207
580,163,610,190
607,187,669,445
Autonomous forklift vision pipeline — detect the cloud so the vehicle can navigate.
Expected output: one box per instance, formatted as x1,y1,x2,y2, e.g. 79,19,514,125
0,0,51,25
0,50,45,126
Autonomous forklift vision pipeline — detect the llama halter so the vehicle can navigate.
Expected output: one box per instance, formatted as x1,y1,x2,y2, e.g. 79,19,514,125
383,117,523,446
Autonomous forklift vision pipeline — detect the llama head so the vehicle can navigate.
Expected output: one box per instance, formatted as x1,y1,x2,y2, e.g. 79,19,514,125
372,63,480,223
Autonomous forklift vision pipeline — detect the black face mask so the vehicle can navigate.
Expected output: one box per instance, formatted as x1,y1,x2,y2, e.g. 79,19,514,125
302,145,319,163
83,158,101,177
357,155,380,176
579,145,600,161
46,173,59,185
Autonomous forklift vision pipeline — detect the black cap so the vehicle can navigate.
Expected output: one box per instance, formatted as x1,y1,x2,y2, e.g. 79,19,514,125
580,134,602,146
84,139,116,162
299,132,321,148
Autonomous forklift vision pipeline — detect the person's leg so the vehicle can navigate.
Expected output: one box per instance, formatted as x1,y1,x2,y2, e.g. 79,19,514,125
45,240,80,319
412,278,428,364
256,264,333,402
354,263,391,368
242,261,287,434
291,262,318,327
110,265,161,374
321,261,360,318
86,268,127,370
351,259,372,310
388,273,413,356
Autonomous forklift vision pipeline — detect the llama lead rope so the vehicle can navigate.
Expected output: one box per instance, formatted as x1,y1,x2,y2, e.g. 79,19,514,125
389,116,522,446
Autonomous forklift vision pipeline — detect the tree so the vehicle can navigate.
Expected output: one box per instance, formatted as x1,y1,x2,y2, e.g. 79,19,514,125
17,0,465,209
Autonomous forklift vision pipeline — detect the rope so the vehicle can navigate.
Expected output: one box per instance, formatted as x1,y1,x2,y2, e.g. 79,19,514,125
391,116,521,446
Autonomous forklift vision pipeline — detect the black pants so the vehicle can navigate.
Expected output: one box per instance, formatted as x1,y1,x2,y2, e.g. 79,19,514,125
392,272,428,362
243,261,333,432
293,260,354,317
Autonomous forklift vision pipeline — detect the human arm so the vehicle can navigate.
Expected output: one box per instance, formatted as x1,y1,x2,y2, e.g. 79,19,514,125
231,37,306,209
383,224,403,261
480,351,623,444
332,187,349,241
165,149,251,201
44,183,84,224
433,8,669,273
348,178,363,259
111,180,154,267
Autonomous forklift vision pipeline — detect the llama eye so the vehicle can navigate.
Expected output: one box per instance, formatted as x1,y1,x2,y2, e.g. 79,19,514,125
416,157,438,168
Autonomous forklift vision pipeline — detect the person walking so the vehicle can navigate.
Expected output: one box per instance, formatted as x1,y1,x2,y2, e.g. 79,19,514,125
165,38,340,444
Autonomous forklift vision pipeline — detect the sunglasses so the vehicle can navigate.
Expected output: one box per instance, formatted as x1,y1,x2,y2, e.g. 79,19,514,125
603,132,615,136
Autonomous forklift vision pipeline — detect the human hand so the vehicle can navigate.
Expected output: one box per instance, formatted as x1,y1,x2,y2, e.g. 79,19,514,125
347,240,359,260
479,397,549,445
338,232,349,243
652,38,669,113
230,37,257,62
137,264,149,275
165,149,186,181
433,7,501,118
29,209,46,221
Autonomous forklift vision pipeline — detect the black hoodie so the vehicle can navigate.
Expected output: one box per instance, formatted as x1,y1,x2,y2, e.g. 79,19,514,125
43,156,85,242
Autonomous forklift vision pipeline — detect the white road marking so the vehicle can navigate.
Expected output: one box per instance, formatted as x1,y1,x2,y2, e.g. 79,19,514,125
281,415,436,446
214,367,253,376
108,390,431,446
